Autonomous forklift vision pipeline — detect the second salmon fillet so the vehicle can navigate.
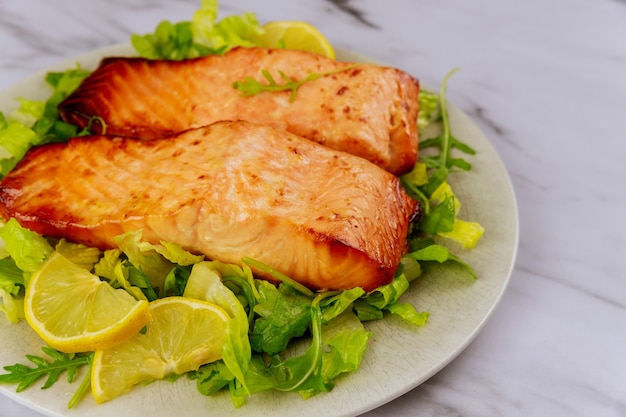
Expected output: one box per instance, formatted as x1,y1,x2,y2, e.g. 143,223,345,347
58,47,420,175
0,120,419,292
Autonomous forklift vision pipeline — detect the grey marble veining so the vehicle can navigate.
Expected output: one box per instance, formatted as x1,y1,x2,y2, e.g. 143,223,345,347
0,0,625,416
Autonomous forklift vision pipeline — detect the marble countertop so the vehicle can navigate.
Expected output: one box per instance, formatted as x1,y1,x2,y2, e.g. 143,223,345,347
0,0,624,416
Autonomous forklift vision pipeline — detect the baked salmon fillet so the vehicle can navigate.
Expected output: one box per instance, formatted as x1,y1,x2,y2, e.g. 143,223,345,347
0,120,419,292
58,47,420,175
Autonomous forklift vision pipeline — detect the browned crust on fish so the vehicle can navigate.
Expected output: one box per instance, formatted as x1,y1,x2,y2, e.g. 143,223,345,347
58,47,419,175
0,120,419,292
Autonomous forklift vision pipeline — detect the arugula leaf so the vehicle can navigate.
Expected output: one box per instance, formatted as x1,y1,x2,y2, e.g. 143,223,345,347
163,264,193,297
0,347,92,408
402,69,485,257
240,292,329,396
419,194,456,235
250,281,312,355
122,260,159,301
407,244,477,280
320,287,365,324
232,65,359,102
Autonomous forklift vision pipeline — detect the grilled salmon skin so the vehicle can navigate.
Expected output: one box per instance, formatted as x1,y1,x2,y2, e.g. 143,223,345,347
0,120,419,292
58,47,420,175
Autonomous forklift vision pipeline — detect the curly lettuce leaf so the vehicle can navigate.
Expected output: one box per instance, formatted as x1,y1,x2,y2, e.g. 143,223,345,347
0,66,90,178
183,262,252,395
131,0,263,60
0,288,24,324
0,218,53,277
0,219,53,323
54,239,102,271
0,116,40,177
0,257,23,297
114,230,175,295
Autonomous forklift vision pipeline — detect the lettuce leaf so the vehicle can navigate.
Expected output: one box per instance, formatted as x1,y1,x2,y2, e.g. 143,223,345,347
0,65,90,178
54,239,102,271
0,117,40,177
0,288,24,324
192,0,263,51
0,218,53,277
0,219,53,323
114,230,175,295
183,262,252,395
417,90,439,132
0,257,23,297
131,0,263,60
317,310,370,391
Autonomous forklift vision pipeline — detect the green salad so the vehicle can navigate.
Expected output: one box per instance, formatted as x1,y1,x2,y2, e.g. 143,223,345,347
0,0,483,409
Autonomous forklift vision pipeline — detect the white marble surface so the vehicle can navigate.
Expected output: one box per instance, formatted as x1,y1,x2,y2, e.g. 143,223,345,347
0,0,625,416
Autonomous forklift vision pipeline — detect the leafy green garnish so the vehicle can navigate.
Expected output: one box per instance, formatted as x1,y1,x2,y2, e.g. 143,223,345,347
232,65,358,102
0,218,53,278
407,239,477,280
0,115,39,177
417,89,439,131
0,65,91,178
0,257,24,297
188,262,253,393
0,287,24,324
54,239,102,271
131,0,264,59
250,281,312,355
402,69,484,252
0,347,92,408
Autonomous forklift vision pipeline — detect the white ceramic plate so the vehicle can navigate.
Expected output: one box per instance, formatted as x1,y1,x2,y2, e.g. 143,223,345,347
0,45,519,417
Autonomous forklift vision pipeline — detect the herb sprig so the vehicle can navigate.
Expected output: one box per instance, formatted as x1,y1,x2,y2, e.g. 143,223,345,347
0,347,92,408
401,68,484,255
232,65,358,102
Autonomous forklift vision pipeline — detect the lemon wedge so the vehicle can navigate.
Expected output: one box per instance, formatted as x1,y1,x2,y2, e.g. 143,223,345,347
259,21,335,59
91,296,230,403
24,252,150,353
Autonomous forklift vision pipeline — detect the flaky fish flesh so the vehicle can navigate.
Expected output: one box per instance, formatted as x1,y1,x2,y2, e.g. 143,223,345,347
0,120,419,291
58,47,420,175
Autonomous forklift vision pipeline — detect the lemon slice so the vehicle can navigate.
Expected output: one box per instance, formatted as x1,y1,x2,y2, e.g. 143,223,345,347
24,252,150,353
91,297,230,403
259,21,335,59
